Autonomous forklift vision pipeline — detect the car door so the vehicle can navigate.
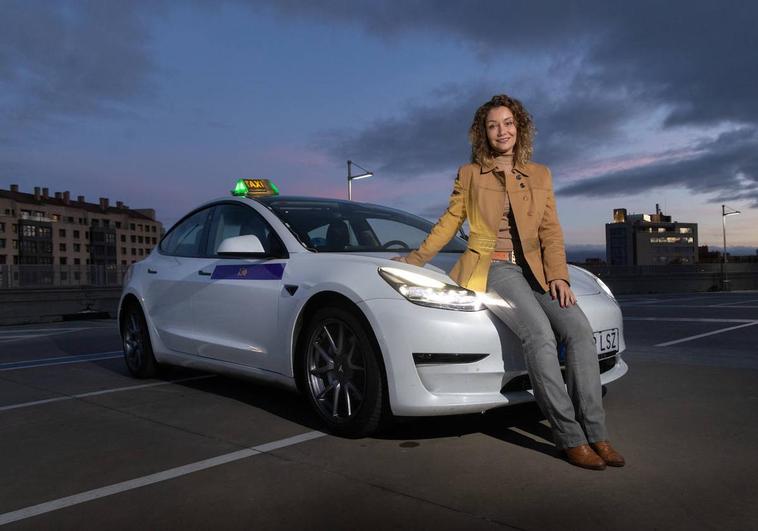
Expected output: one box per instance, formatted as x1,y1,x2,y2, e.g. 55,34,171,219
191,202,287,370
144,207,212,355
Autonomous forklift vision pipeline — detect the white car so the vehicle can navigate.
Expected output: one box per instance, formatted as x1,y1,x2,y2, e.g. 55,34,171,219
119,179,628,436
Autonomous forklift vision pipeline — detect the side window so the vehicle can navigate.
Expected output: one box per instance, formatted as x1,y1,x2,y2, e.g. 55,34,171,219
159,208,211,257
205,204,282,257
307,221,359,251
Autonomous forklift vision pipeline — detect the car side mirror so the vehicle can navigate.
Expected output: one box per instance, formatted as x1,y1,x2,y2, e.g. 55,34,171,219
217,235,265,256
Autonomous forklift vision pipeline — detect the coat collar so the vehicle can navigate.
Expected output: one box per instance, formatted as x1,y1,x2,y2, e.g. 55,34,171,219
479,159,531,177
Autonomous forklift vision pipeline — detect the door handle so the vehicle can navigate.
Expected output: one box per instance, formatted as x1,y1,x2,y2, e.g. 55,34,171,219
147,268,158,274
198,270,212,276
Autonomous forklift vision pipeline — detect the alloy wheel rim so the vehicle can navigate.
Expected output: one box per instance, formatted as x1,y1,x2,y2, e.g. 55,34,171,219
307,318,367,421
123,312,143,371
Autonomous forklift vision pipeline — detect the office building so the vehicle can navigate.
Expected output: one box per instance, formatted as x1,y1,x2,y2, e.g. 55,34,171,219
605,205,698,265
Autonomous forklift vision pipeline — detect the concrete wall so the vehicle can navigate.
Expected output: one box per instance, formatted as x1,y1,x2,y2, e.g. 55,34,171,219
599,271,758,295
0,287,121,325
581,264,758,295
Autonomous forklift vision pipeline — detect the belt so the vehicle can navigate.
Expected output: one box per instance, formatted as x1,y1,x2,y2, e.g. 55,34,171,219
491,250,517,263
468,234,497,252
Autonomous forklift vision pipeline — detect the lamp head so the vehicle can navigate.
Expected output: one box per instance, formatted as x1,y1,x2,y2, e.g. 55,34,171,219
347,159,374,181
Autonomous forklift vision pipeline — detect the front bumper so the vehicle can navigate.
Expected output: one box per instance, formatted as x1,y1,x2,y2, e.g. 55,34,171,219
358,293,628,416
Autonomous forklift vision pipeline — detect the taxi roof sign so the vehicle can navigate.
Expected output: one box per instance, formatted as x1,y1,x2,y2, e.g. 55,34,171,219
231,178,279,197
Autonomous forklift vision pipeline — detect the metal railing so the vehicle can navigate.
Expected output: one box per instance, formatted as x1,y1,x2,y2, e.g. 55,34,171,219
0,265,129,289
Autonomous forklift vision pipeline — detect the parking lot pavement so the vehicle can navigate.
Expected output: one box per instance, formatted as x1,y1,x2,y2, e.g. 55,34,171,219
1,292,757,530
618,291,758,370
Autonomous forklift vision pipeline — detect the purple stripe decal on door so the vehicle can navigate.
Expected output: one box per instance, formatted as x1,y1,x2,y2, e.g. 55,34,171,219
211,263,285,280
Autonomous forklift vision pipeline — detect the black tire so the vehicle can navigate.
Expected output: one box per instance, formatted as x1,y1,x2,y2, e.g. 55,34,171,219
299,306,386,437
121,301,160,379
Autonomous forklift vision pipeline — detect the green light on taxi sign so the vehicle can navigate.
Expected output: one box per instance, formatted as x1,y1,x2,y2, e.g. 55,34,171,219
231,178,279,197
232,179,248,196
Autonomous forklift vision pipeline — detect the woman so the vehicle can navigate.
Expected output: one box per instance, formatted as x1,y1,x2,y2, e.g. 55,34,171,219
393,94,624,470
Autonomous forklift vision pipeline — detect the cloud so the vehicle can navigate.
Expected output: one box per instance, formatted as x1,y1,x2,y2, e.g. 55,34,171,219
316,77,642,180
254,0,758,129
584,2,758,127
557,127,758,207
0,1,161,132
257,0,758,207
250,1,594,54
318,85,482,177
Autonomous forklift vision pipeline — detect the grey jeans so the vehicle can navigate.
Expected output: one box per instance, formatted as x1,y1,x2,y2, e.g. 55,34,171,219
486,261,607,449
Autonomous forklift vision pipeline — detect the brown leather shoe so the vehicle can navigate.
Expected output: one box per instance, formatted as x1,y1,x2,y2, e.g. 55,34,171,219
591,441,626,467
564,444,606,470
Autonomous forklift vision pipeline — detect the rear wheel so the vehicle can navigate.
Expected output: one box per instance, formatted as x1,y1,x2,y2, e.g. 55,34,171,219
121,302,159,378
300,306,385,437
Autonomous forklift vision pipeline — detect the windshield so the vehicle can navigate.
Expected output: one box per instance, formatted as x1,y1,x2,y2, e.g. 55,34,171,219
259,197,468,253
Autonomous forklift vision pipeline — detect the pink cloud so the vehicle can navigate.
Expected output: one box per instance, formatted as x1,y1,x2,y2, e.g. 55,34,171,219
559,147,704,182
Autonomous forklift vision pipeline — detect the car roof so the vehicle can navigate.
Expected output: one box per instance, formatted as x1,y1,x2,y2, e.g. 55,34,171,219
256,195,363,205
254,195,426,218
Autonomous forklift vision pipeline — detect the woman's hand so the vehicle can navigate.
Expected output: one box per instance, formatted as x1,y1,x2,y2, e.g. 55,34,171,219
390,256,408,263
549,279,576,308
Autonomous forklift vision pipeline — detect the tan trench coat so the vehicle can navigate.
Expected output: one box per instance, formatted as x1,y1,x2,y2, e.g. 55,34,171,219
405,160,569,293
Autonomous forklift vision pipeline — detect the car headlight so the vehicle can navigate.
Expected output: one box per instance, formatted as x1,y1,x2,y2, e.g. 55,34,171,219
594,275,616,301
378,266,484,311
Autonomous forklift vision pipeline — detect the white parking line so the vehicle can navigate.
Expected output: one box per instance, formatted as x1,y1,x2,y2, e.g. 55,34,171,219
625,317,756,323
0,328,86,334
0,375,215,413
0,328,101,343
620,295,716,305
622,304,758,309
0,335,78,343
0,351,123,372
710,299,758,307
1,352,117,365
655,321,758,347
0,431,326,526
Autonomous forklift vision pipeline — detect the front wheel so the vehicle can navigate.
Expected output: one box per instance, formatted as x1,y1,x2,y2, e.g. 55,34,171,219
300,306,386,437
121,302,160,378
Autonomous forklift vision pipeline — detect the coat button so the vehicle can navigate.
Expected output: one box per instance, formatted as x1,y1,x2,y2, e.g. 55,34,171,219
516,175,522,180
520,182,525,188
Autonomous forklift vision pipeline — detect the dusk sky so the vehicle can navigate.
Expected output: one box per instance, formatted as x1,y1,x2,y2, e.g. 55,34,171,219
2,0,757,254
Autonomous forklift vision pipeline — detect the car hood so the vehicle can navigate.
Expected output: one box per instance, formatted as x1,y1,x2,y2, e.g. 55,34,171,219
323,252,601,297
329,251,458,276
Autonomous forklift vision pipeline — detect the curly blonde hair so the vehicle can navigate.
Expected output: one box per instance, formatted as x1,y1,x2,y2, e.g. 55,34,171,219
469,94,535,168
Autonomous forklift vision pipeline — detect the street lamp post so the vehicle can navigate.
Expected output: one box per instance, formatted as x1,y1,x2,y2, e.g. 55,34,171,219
347,160,373,201
721,204,741,290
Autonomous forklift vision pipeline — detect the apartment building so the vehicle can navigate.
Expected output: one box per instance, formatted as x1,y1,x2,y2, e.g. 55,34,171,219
0,184,163,267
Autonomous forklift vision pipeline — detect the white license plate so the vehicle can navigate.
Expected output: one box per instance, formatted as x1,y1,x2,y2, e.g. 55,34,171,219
593,328,619,356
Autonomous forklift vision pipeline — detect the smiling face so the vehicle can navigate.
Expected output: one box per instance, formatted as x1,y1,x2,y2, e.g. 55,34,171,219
485,106,517,155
